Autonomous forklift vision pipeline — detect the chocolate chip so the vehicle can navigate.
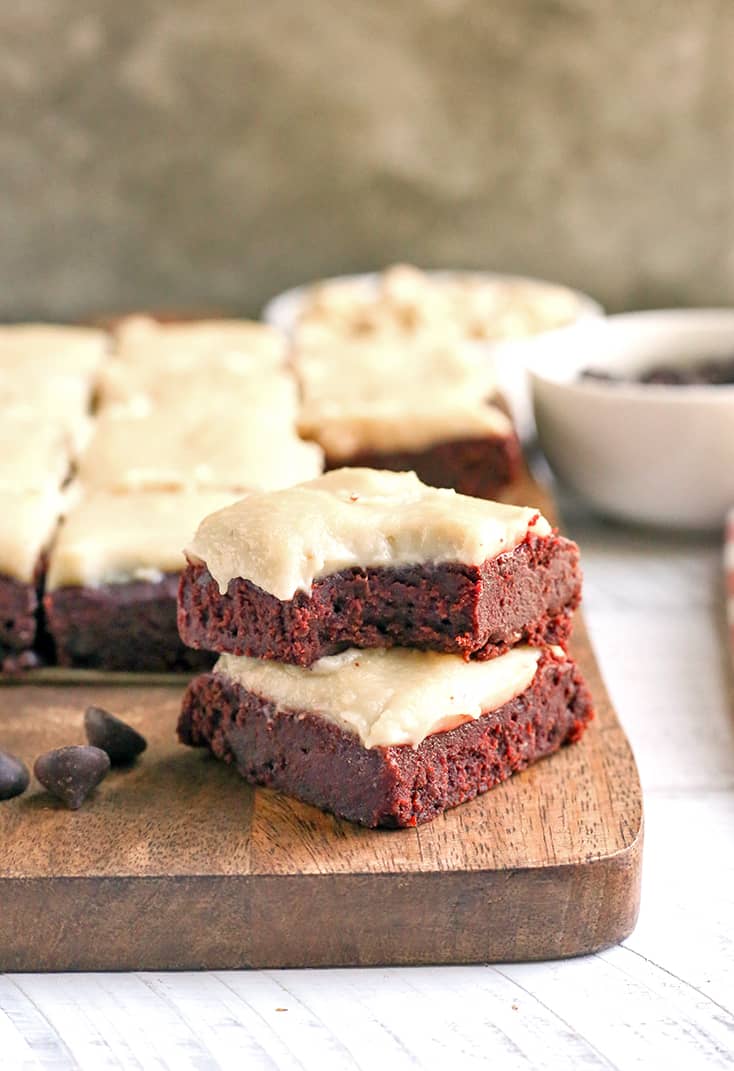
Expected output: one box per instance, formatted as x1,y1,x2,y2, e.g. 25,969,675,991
34,746,110,810
0,751,30,801
84,706,147,766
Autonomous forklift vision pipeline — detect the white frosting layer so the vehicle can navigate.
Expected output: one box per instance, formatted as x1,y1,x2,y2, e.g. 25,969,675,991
114,316,286,370
188,467,551,600
0,324,108,375
307,402,512,459
46,489,241,590
0,343,100,455
296,337,508,455
0,490,64,583
298,336,497,406
0,418,71,495
98,361,299,423
77,408,323,494
215,644,544,749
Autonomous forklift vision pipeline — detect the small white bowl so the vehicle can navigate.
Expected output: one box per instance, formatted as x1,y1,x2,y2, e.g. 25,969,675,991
529,310,734,529
263,270,603,440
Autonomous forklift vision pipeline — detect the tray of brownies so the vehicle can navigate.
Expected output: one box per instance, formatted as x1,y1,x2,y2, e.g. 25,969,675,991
0,266,642,970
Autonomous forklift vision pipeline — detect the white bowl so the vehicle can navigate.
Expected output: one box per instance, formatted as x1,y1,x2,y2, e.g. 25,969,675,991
262,270,604,440
529,310,734,529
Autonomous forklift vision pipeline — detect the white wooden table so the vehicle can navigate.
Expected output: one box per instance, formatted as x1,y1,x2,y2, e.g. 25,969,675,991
2,494,733,1070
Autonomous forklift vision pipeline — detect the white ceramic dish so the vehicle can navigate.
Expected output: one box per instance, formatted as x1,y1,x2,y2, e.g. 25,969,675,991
529,310,734,529
262,270,604,440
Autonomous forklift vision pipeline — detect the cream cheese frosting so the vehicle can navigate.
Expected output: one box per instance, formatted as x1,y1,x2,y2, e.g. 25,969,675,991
0,418,71,495
46,489,241,590
114,316,287,370
0,490,64,583
304,401,512,459
97,360,300,423
297,336,497,404
296,336,507,455
77,408,324,494
0,324,108,375
215,644,545,749
0,348,99,455
187,467,551,599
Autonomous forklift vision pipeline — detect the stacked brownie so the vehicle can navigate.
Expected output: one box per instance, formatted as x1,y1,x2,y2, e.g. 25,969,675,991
295,335,521,499
177,468,593,827
42,318,323,671
0,307,542,676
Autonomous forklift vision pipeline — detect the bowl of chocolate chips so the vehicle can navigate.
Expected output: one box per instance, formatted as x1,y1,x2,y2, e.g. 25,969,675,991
527,310,734,529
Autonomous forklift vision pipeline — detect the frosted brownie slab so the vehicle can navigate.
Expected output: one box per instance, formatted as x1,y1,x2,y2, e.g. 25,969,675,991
297,336,497,435
179,468,581,665
76,406,324,493
44,490,239,671
295,336,519,497
113,316,287,370
0,490,64,670
179,645,593,827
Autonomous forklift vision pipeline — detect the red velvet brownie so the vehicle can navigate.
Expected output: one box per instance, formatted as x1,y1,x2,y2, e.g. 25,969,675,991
43,490,239,671
179,645,594,828
0,570,46,672
332,435,521,500
178,469,581,666
0,491,63,672
295,335,520,499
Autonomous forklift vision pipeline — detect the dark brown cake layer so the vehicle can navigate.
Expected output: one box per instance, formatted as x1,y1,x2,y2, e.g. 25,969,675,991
178,532,581,666
327,433,522,500
44,574,215,673
0,573,40,670
178,651,594,828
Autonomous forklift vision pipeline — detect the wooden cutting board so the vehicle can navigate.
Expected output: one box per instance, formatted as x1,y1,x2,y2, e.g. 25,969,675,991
0,474,643,971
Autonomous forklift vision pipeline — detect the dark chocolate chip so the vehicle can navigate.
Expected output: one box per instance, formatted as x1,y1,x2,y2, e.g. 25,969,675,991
84,706,147,766
34,746,111,810
0,751,30,801
581,353,734,386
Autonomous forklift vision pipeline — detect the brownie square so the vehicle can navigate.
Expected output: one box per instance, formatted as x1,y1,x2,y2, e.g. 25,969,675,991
44,574,215,672
328,432,521,500
43,489,242,672
178,532,581,666
178,650,594,828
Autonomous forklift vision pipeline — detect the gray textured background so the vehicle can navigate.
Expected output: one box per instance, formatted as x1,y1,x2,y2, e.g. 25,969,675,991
1,0,733,320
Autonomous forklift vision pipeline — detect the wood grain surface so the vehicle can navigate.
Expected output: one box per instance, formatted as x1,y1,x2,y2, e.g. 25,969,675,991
0,474,643,971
